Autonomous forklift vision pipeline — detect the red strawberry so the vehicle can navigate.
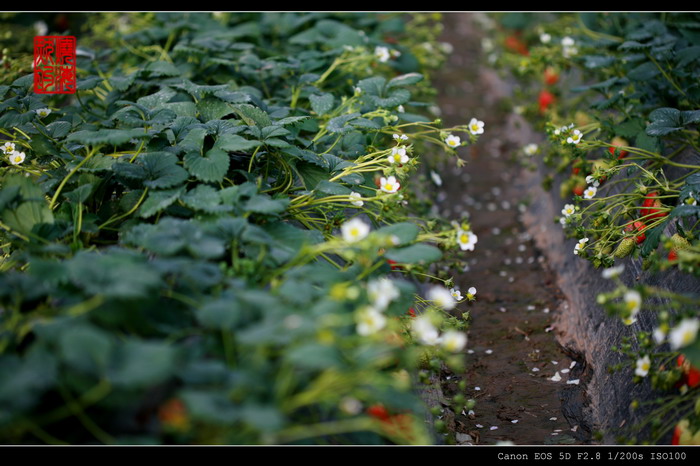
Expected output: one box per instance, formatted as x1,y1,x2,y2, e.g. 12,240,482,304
623,221,647,244
572,183,585,197
672,423,681,445
505,34,529,56
609,137,629,159
387,259,402,270
538,90,555,113
668,250,678,261
641,192,667,219
544,67,559,85
407,308,416,318
367,404,391,421
678,354,700,389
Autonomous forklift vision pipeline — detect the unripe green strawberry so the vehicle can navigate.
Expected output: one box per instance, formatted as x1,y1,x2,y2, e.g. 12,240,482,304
671,233,691,250
613,238,636,258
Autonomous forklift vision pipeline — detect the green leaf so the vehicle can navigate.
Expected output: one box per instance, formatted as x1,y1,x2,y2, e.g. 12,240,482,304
315,180,351,195
144,60,181,77
387,72,423,88
309,93,335,116
1,174,54,236
244,194,289,215
196,299,243,330
46,120,72,139
197,95,236,121
628,62,660,81
286,343,342,370
180,389,240,424
140,152,190,189
138,186,185,218
182,185,233,213
136,88,177,109
232,103,272,127
385,243,442,264
640,219,669,257
327,113,360,134
66,128,148,146
375,222,419,246
215,133,261,152
683,339,700,369
184,148,230,183
110,339,177,388
58,325,113,374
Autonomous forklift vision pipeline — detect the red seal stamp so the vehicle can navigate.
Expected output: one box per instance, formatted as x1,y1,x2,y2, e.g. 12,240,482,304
33,35,77,94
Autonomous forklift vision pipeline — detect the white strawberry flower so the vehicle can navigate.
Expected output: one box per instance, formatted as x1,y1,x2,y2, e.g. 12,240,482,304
379,176,400,194
9,151,26,165
653,326,667,345
374,46,391,62
412,315,440,345
540,33,552,44
457,229,478,251
341,217,370,243
428,286,456,310
583,186,597,199
450,288,463,301
669,318,700,350
586,175,600,188
356,306,387,336
635,355,651,377
573,237,588,255
468,118,485,135
349,192,364,207
35,107,51,118
397,105,405,113
602,264,624,279
623,290,642,325
561,36,575,47
393,133,409,141
466,287,477,301
1,142,16,154
445,134,461,148
524,143,538,156
561,204,575,217
368,277,400,311
441,330,467,352
430,170,443,187
388,146,409,164
567,129,583,144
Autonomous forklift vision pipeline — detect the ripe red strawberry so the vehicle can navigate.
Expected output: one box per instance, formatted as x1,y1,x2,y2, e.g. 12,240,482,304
672,423,681,445
544,67,559,85
504,34,529,56
668,250,678,261
572,183,585,197
678,354,700,389
538,90,555,113
407,308,416,318
624,221,647,244
609,137,629,159
641,192,667,219
367,404,390,421
387,259,402,270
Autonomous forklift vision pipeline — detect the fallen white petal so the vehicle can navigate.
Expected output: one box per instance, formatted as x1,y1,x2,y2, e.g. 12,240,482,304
511,420,519,424
490,426,498,430
550,417,557,421
550,372,562,382
476,424,483,428
566,379,580,385
485,349,493,354
475,387,481,391
551,361,558,365
561,369,570,374
532,367,540,372
570,361,577,369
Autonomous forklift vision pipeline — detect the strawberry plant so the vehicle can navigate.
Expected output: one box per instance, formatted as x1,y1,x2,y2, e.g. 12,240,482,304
0,12,483,445
486,12,700,444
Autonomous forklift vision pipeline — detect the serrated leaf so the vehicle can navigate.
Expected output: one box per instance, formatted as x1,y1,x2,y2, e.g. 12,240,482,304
244,194,289,215
214,133,260,152
327,113,360,133
138,187,185,218
144,60,180,77
309,93,335,116
182,185,232,213
140,152,189,189
375,222,419,246
628,62,660,81
66,128,148,146
46,120,72,138
110,339,177,388
197,95,235,122
1,174,54,236
136,88,177,109
197,299,243,330
184,147,230,183
232,104,271,127
385,243,442,264
315,180,351,195
387,72,423,88
640,219,669,257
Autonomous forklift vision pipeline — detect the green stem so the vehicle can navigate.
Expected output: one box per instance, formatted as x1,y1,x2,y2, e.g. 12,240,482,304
49,148,97,210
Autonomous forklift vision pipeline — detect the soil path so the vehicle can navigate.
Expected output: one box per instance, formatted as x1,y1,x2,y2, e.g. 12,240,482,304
431,13,586,445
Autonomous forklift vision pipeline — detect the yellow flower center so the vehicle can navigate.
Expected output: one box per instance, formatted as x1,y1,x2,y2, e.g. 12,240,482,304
13,156,21,163
460,233,469,243
350,227,359,237
384,183,394,191
471,124,479,132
